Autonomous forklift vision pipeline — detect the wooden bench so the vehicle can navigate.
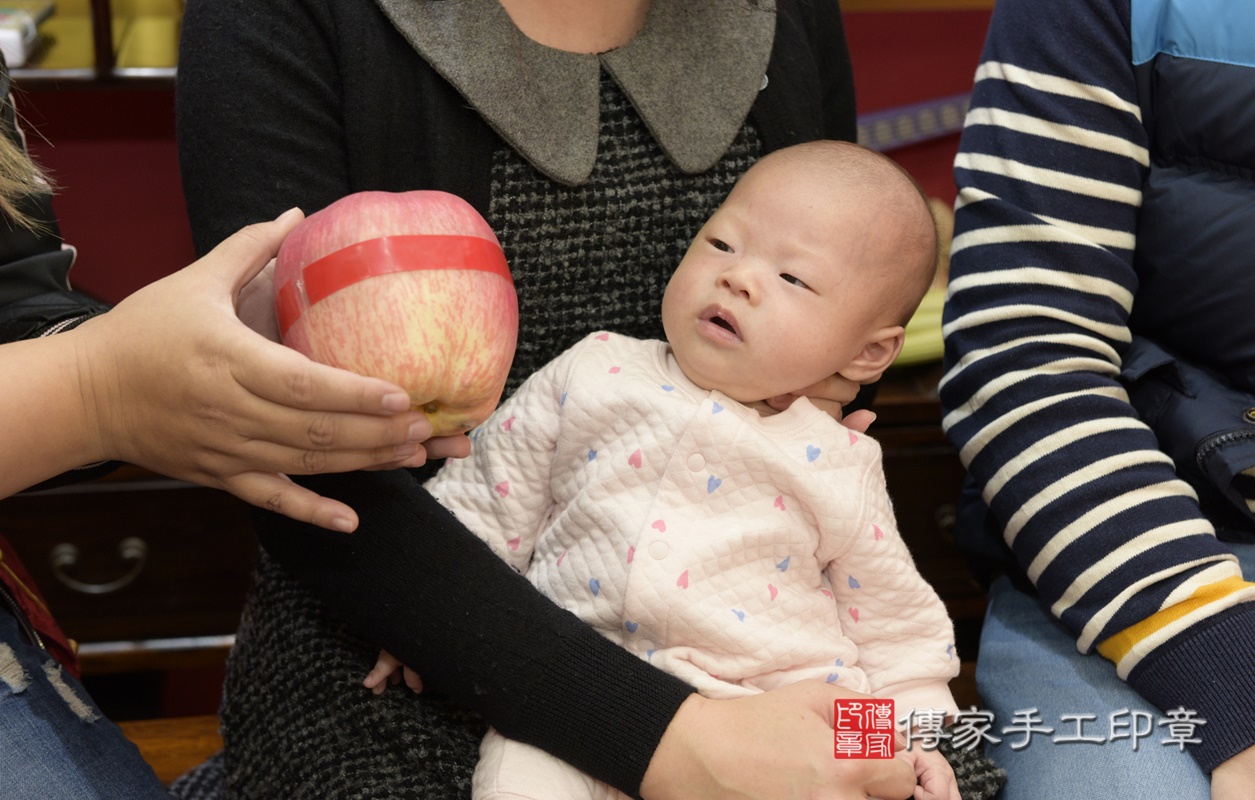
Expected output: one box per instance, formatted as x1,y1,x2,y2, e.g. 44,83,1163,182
119,715,222,786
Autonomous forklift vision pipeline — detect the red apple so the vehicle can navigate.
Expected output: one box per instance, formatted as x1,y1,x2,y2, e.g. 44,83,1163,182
274,191,518,435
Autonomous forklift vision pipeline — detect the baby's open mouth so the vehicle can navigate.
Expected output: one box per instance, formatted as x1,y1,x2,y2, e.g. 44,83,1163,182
700,306,742,341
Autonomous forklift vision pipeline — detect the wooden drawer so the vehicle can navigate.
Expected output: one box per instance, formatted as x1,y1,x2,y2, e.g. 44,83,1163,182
880,430,987,637
0,466,257,650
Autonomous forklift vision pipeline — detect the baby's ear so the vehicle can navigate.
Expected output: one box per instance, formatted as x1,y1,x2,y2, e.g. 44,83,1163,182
841,325,905,383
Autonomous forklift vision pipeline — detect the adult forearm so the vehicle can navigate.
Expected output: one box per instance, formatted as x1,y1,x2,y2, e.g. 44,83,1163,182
0,333,102,496
255,468,694,797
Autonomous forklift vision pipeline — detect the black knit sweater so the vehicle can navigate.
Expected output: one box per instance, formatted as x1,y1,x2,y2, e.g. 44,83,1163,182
176,1,855,797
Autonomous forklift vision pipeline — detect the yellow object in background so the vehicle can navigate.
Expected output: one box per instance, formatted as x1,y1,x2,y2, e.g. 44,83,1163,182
893,286,945,367
3,0,53,19
10,0,181,72
1,0,87,70
890,196,953,368
112,0,180,69
113,13,178,68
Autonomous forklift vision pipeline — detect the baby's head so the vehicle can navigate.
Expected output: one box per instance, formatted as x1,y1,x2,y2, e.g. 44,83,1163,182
661,140,938,405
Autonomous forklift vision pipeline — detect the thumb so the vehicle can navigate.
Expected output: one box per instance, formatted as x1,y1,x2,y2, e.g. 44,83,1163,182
842,409,877,434
203,207,306,295
795,679,854,725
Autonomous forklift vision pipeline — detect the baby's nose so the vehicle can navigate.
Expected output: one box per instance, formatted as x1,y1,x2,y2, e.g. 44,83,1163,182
719,267,760,301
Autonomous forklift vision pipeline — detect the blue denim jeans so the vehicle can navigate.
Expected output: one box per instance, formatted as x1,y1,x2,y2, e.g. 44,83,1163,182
973,546,1255,800
0,605,172,799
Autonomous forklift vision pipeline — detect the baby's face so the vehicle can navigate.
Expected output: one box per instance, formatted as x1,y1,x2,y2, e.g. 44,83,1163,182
661,161,899,404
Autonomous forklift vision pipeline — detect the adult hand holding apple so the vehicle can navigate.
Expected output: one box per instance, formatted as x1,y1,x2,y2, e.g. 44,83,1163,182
275,191,518,436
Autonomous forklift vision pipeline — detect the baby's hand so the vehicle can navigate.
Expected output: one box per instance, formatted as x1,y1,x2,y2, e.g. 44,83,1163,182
907,745,960,800
764,373,875,432
363,649,424,695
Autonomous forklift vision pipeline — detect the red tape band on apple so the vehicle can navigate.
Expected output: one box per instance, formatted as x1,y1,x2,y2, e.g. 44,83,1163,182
276,234,511,337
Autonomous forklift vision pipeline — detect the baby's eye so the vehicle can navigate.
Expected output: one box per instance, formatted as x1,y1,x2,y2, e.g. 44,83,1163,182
710,238,734,253
780,273,810,290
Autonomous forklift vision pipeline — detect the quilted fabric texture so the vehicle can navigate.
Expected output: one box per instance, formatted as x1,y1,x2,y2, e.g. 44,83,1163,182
428,332,959,714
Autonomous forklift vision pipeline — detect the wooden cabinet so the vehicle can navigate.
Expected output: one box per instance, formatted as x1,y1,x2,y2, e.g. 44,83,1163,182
0,465,255,675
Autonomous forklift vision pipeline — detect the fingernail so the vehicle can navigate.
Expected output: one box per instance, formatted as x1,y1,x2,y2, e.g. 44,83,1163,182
395,442,420,459
407,420,430,441
274,207,303,224
382,392,411,412
331,516,356,533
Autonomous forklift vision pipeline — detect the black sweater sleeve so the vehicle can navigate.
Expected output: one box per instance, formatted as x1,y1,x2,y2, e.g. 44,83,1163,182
176,0,354,253
256,470,694,796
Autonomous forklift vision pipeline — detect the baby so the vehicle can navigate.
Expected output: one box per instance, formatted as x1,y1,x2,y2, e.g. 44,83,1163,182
368,140,960,800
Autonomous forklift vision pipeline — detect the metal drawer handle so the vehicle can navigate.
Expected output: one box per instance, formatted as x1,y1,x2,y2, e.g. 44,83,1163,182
49,537,149,595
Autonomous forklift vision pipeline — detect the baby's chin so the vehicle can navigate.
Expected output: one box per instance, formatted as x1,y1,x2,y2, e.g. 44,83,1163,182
667,349,788,409
688,378,762,405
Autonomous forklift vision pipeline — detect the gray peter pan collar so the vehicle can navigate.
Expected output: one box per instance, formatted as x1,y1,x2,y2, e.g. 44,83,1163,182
374,0,776,186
